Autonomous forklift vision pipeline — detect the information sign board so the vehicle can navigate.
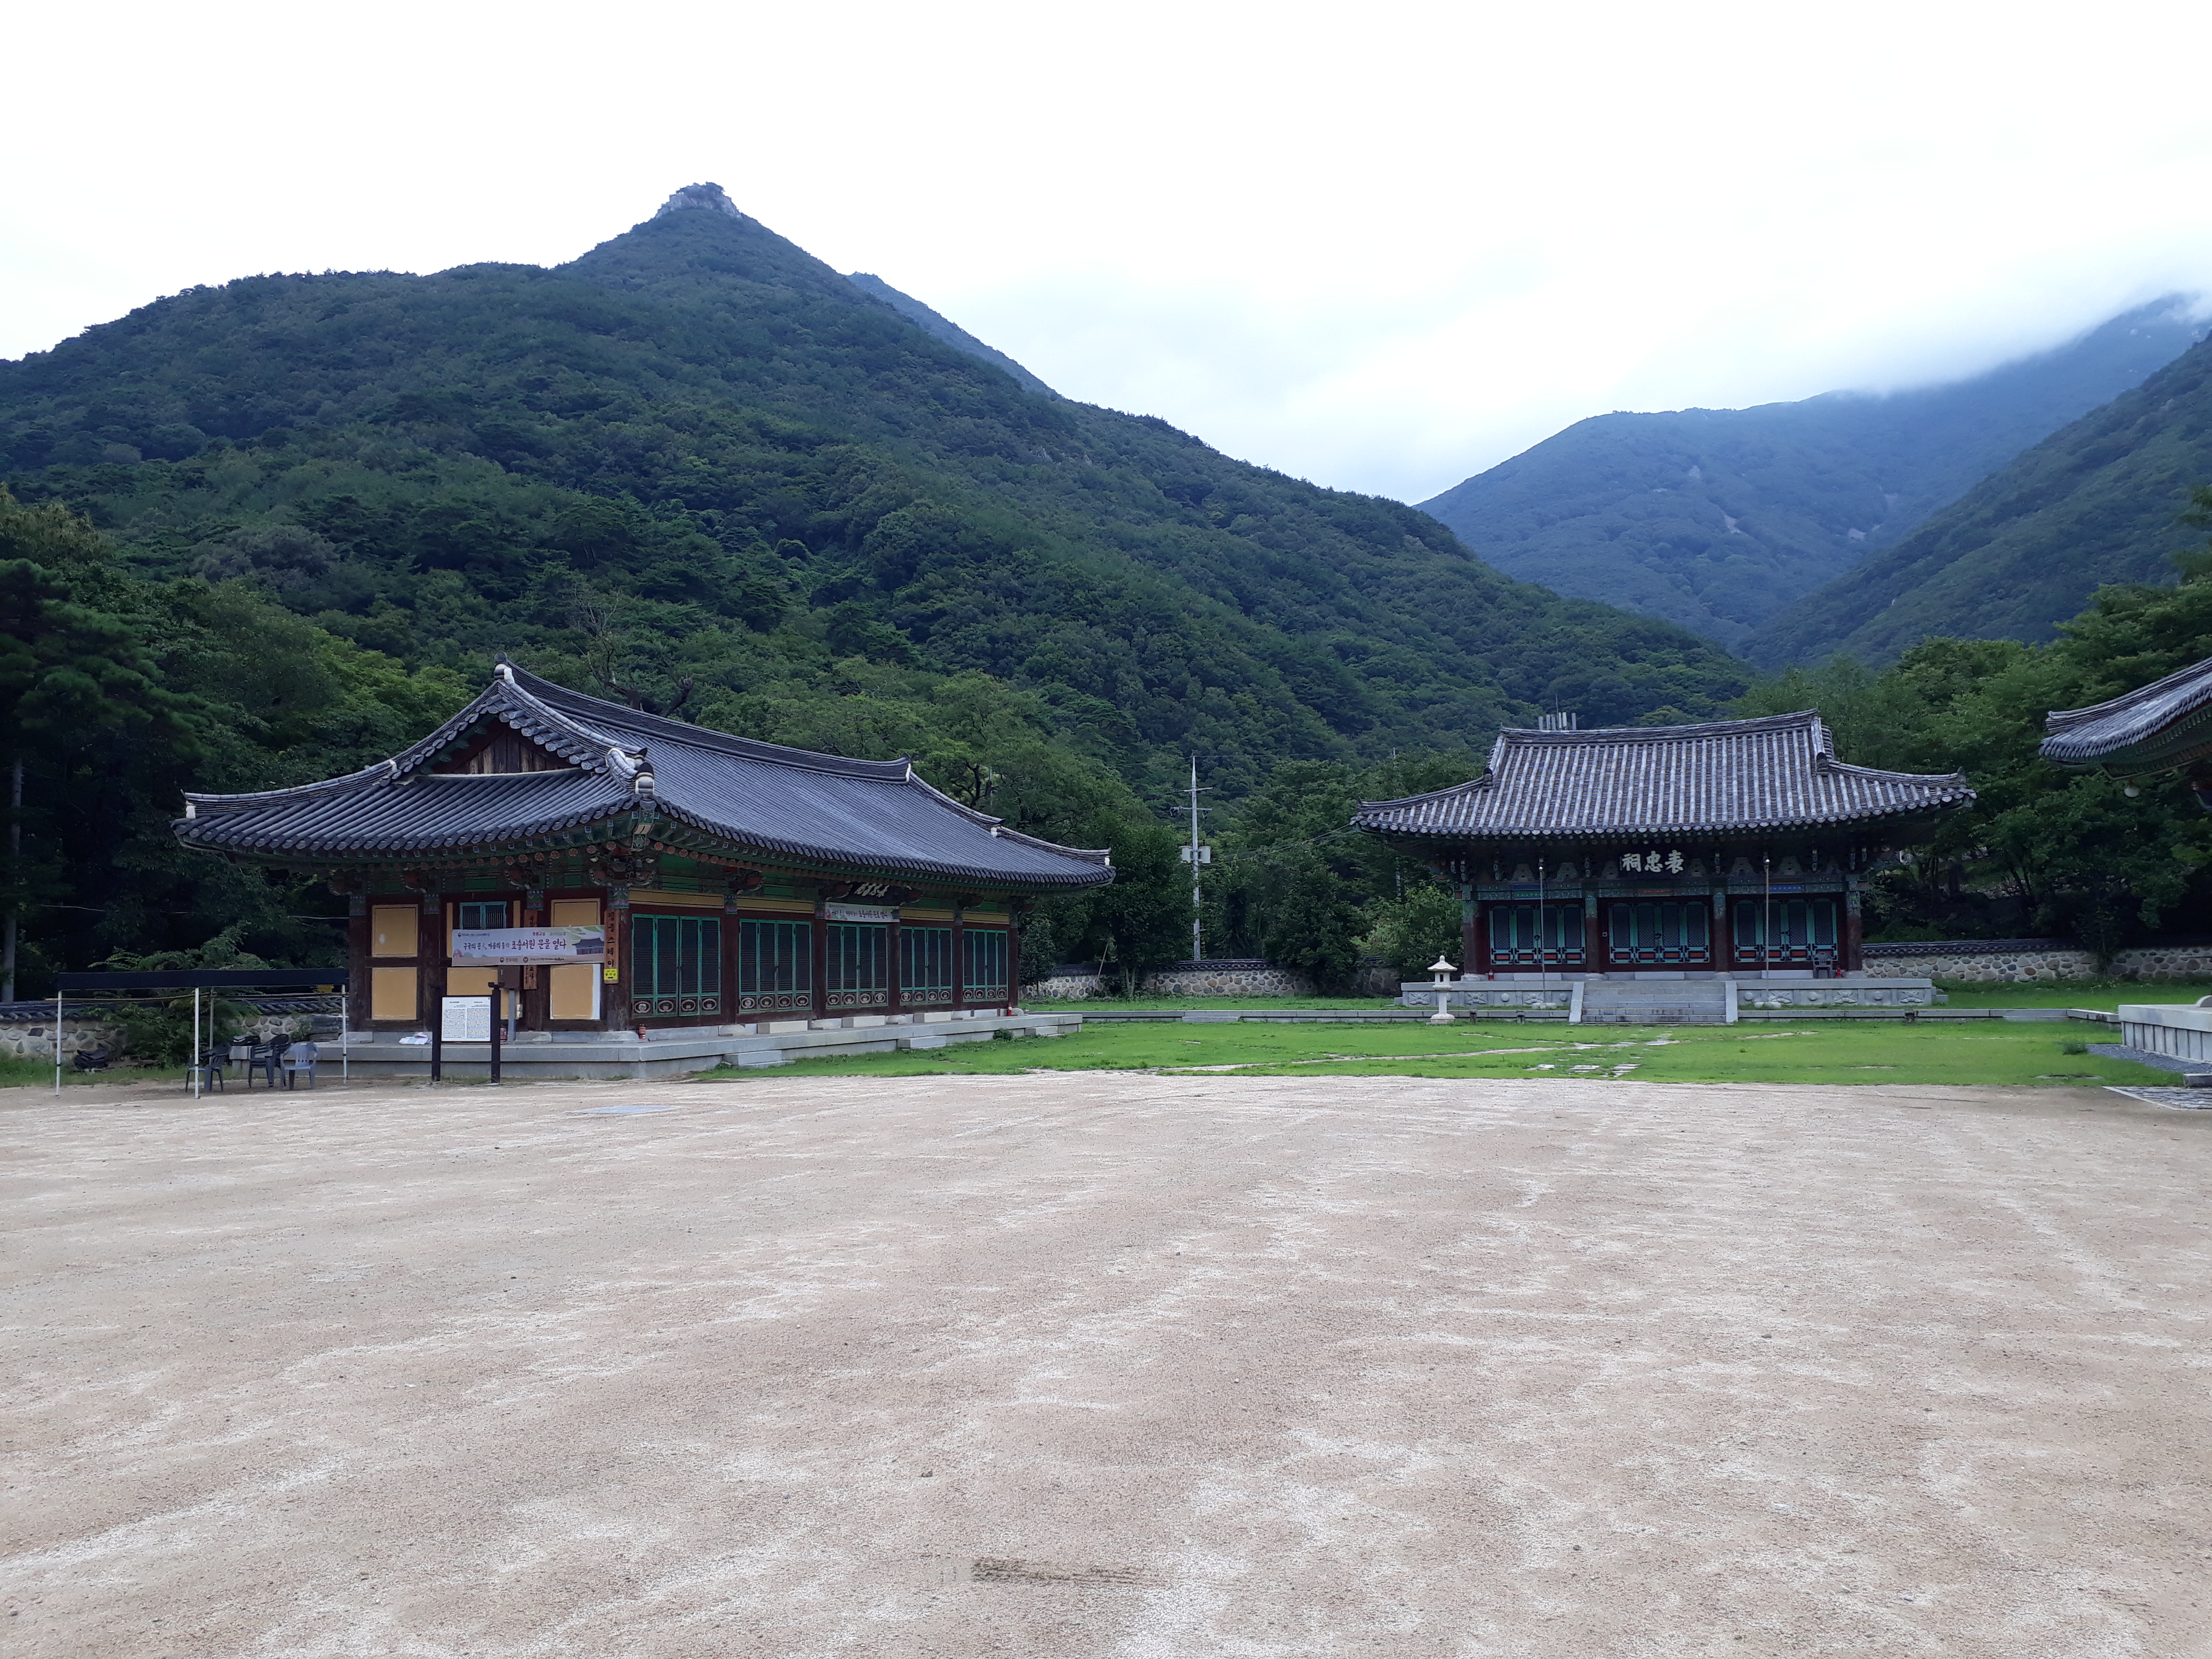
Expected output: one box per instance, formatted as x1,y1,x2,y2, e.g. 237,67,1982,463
440,996,492,1042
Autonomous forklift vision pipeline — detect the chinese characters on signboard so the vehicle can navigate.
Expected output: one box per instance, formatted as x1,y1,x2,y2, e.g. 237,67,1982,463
1618,850,1686,874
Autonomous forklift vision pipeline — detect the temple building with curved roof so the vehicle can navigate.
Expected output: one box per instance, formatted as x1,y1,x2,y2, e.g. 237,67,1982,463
1353,711,1972,979
174,661,1111,1042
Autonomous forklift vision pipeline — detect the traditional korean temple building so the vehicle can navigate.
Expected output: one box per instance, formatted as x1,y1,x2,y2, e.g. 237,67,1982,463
1352,711,1974,979
173,662,1112,1043
2041,655,2212,806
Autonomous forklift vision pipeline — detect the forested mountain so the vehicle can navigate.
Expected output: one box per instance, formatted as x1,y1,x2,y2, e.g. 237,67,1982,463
843,272,1058,398
1738,487,2212,954
0,182,1743,990
1419,300,2206,649
1744,333,2212,667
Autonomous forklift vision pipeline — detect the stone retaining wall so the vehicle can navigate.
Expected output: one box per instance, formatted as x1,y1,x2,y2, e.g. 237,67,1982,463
1022,960,1318,1000
1140,962,1316,998
1,1018,123,1061
1025,972,1107,1000
1863,938,2212,982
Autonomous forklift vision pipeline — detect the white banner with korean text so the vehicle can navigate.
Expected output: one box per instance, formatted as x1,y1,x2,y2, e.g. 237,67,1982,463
451,926,607,963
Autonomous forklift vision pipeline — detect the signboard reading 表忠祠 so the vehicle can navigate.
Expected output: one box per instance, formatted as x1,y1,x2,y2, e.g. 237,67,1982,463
450,926,606,963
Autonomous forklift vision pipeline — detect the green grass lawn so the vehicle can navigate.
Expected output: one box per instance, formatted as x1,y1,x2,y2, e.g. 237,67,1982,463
1023,996,1405,1012
1934,980,2212,1010
1037,983,2212,1014
701,1019,2169,1088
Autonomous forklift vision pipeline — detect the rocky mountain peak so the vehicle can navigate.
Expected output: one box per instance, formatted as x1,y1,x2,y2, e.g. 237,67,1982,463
653,183,749,223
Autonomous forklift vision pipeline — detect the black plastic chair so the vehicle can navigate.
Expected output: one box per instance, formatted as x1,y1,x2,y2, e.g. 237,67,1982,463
72,1049,111,1072
191,1047,228,1092
230,1041,280,1089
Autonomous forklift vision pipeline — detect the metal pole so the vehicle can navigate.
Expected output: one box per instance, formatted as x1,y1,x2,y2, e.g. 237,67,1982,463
340,984,349,1083
54,986,62,1095
488,993,501,1084
1188,754,1202,963
192,986,201,1100
430,1002,443,1083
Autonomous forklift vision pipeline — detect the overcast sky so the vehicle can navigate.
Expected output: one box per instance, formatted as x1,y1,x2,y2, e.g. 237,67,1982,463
6,0,2210,503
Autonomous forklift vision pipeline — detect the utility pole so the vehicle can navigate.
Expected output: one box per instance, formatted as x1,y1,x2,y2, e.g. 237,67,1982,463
1186,755,1206,961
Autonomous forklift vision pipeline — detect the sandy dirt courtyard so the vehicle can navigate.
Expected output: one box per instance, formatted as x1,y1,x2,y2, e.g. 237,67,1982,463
4,1073,2209,1658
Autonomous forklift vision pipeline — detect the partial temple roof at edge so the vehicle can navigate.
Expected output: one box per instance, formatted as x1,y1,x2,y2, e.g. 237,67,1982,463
2041,655,2212,775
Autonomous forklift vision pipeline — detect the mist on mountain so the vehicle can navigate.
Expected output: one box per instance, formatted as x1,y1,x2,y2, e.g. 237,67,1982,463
1418,298,2207,650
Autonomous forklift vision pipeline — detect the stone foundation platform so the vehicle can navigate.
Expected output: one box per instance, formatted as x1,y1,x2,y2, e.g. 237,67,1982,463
333,1010,1082,1081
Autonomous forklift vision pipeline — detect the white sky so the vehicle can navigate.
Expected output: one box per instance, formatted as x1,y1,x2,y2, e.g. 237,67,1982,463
6,0,2211,503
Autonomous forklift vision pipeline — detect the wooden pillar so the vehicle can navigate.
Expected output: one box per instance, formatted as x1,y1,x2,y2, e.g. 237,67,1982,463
345,894,369,1033
723,887,742,1025
810,896,829,1020
1585,902,1604,974
951,901,968,1010
520,888,545,1030
1843,877,1863,974
1712,888,1729,972
1006,900,1022,1010
415,887,443,1027
887,909,904,1016
605,885,630,1032
1464,891,1484,979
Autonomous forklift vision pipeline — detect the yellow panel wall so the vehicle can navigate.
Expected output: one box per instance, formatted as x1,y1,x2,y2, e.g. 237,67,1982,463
370,906,416,956
370,966,417,1021
548,898,601,1021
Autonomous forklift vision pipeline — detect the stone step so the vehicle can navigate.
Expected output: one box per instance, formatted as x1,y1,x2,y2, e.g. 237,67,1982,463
1580,981,1730,1026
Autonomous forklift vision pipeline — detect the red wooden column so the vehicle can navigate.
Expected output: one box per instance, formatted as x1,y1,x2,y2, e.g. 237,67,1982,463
951,902,968,1011
1585,903,1604,974
1006,901,1022,1010
1463,889,1483,978
1843,878,1864,973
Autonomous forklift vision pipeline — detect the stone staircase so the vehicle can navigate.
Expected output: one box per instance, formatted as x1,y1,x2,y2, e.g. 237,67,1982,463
1578,978,1730,1026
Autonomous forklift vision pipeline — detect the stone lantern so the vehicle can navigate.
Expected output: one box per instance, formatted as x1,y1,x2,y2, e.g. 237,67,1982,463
1428,956,1458,1025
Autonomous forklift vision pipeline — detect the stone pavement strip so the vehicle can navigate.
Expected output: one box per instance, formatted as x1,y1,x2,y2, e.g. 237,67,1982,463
3,1073,2209,1657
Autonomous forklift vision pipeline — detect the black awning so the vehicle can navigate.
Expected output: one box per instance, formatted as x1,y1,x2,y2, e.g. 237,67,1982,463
54,969,350,991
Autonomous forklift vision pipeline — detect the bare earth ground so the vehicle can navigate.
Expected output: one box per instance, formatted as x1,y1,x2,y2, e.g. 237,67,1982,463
4,1075,2209,1659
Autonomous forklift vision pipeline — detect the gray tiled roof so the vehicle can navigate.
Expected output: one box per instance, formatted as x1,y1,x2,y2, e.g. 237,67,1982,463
1353,711,1972,841
2041,655,2212,773
176,664,1113,890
